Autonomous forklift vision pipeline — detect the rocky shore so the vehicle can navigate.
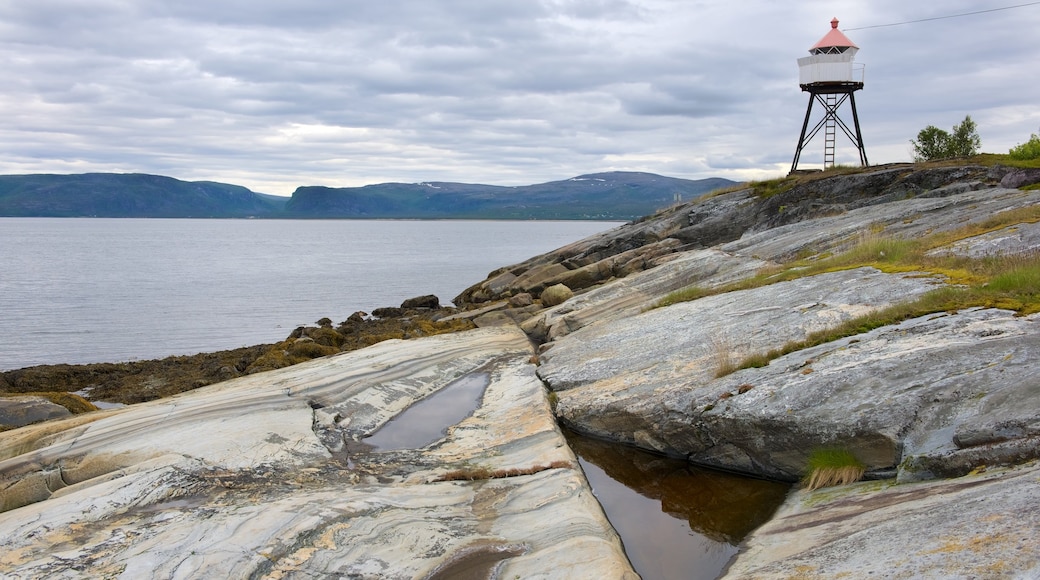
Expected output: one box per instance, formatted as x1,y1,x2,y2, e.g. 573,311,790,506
2,160,1040,578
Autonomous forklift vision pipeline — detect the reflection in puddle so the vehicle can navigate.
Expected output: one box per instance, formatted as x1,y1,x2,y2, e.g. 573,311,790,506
564,429,790,580
363,373,489,450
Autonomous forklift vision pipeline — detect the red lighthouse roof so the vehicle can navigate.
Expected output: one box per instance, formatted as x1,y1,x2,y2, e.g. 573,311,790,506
810,17,858,52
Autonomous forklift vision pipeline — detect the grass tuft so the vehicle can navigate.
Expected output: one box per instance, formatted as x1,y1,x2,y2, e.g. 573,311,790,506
710,335,737,378
749,177,797,199
657,285,711,309
804,448,865,490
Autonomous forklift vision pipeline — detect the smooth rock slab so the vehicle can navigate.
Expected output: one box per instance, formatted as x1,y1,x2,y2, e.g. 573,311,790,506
522,248,768,343
722,461,1040,579
926,220,1040,258
0,327,635,579
0,396,71,429
542,261,1040,482
552,303,1040,483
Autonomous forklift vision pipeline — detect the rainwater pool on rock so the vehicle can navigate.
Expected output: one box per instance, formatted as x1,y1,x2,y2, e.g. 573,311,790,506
363,373,489,450
565,429,790,580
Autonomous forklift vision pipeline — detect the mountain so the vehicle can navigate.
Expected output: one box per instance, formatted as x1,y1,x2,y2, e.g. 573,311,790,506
0,171,736,220
283,172,736,220
0,173,286,218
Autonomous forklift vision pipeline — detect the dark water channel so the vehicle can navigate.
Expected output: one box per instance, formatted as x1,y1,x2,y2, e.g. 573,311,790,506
564,429,791,580
359,375,790,579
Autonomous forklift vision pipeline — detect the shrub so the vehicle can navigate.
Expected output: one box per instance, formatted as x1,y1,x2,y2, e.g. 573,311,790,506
1009,132,1040,161
804,448,865,490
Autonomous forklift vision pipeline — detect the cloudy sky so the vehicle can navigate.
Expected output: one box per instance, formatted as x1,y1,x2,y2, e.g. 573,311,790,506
2,1,1038,195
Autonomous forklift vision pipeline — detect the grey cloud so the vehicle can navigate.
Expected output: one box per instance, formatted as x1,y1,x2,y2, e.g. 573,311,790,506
1,0,1038,194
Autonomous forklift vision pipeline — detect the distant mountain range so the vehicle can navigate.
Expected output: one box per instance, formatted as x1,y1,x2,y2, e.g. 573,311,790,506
0,172,736,220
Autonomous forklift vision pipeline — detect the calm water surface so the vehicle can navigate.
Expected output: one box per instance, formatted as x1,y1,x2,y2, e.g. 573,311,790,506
565,430,790,580
0,218,620,370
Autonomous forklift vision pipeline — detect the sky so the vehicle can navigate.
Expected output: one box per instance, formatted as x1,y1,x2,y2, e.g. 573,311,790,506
2,1,1039,196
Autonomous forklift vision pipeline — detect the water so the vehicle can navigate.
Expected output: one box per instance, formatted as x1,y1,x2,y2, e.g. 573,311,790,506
363,373,488,450
565,430,790,580
0,218,620,370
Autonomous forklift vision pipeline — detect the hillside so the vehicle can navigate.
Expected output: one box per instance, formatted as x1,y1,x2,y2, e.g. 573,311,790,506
0,171,735,220
0,173,286,218
283,172,734,220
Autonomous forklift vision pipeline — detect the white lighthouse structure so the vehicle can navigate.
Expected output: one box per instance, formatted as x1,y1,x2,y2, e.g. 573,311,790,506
791,18,868,172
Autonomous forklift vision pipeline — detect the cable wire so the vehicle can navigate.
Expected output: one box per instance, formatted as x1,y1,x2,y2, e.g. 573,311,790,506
844,1,1040,30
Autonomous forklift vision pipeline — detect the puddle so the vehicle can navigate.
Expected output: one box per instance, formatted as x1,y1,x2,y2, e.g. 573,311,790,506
72,389,126,410
564,429,790,580
363,373,489,451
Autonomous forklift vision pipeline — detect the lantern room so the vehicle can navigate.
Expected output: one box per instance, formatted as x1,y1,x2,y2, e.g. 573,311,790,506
797,18,864,88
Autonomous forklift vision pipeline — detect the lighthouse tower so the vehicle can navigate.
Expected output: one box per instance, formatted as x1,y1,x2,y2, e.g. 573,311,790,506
790,18,868,173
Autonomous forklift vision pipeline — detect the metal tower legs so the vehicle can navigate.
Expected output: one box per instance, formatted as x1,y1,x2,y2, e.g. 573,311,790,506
790,90,868,173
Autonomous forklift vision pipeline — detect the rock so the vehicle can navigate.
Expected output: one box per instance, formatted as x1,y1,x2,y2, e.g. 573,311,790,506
540,283,574,307
521,248,768,343
538,266,958,477
401,294,440,309
0,327,635,578
722,185,1034,262
543,266,1040,482
723,462,1040,579
559,291,1040,482
472,311,516,328
371,306,405,318
0,396,71,429
508,292,533,307
1000,167,1040,189
510,263,571,295
926,221,1040,258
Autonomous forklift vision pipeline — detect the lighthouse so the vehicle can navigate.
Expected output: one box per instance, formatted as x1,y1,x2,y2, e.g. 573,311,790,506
790,18,868,173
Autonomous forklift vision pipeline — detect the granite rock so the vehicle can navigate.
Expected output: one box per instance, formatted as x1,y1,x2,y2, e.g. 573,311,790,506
0,327,634,578
722,461,1040,579
0,396,71,430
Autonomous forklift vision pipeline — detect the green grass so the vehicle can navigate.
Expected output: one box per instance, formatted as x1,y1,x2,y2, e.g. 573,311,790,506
749,177,797,199
657,285,712,309
804,448,865,490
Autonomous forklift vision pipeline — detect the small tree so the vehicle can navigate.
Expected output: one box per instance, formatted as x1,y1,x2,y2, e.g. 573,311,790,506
911,115,981,161
911,125,951,162
949,115,981,157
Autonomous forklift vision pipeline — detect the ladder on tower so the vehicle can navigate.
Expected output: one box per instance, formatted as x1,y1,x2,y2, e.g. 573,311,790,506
823,93,837,167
